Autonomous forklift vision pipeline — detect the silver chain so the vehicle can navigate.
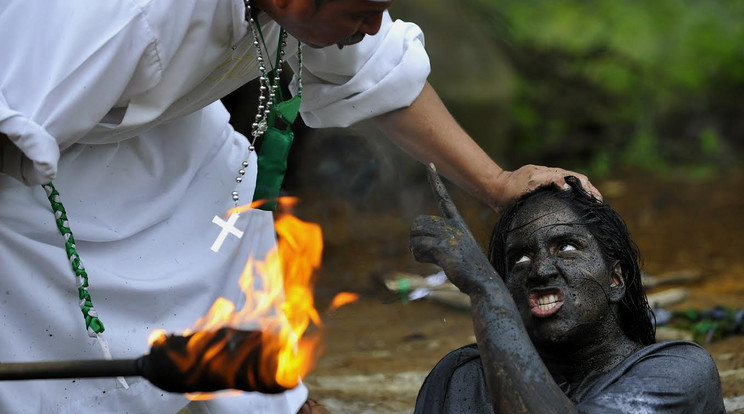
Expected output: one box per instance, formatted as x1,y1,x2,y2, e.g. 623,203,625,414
232,0,302,206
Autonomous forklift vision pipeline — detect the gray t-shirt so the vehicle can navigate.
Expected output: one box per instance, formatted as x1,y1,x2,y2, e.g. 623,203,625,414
414,340,725,413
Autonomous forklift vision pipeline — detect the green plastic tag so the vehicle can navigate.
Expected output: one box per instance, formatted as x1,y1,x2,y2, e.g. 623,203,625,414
252,95,301,211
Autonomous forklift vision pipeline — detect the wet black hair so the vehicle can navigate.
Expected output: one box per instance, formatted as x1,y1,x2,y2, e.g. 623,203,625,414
487,176,656,346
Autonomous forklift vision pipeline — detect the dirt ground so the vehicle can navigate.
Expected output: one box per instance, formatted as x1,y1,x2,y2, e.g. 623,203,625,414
292,170,744,413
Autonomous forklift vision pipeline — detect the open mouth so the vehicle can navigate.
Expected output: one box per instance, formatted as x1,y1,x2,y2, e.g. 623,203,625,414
528,289,565,318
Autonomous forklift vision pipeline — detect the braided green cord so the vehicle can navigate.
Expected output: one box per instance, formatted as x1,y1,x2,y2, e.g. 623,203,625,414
42,183,105,336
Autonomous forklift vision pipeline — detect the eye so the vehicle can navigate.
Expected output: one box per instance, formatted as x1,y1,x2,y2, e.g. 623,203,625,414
559,243,577,252
515,254,531,265
505,247,532,271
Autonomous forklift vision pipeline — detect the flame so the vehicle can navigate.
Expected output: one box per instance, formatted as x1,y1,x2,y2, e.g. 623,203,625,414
187,390,242,401
160,196,325,398
225,196,299,218
271,210,324,386
148,329,167,347
328,292,360,312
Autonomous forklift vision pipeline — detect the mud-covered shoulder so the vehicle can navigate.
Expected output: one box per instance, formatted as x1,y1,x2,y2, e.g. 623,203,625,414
414,344,495,414
575,341,726,414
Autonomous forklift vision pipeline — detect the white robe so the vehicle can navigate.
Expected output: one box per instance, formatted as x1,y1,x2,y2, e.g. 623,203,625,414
0,1,429,413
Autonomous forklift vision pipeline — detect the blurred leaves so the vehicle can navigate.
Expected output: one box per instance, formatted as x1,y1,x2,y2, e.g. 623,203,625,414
409,0,744,177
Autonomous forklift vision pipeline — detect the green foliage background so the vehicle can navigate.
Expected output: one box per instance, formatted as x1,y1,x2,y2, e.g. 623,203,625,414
391,0,744,178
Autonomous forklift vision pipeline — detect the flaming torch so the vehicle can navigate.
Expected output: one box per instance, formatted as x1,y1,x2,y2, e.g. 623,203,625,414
0,197,352,395
0,328,288,394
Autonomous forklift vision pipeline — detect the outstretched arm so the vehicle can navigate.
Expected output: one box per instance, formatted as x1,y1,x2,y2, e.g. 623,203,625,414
375,82,601,212
409,164,577,413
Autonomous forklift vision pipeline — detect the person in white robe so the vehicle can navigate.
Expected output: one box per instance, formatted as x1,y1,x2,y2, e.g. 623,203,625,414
0,1,600,413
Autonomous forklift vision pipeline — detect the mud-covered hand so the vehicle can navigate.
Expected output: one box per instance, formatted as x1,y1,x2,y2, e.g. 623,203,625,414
409,164,501,296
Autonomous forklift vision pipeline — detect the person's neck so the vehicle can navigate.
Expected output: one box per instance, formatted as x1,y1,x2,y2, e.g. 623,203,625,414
539,329,642,385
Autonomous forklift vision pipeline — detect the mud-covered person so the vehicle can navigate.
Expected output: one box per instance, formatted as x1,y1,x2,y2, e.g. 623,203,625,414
409,165,725,413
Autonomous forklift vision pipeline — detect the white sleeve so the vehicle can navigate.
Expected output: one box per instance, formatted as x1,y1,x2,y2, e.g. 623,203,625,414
0,1,161,185
0,90,60,185
287,12,430,128
0,0,245,185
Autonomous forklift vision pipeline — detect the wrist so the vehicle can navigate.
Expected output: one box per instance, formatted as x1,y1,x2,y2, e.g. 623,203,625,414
468,281,513,310
487,168,509,212
466,267,504,296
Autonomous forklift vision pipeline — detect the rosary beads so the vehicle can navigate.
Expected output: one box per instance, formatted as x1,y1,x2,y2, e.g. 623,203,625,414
232,0,300,206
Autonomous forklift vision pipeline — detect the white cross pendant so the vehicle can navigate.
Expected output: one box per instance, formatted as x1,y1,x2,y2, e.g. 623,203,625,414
210,213,244,253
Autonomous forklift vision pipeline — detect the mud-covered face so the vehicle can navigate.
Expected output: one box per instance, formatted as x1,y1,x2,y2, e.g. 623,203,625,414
503,197,617,349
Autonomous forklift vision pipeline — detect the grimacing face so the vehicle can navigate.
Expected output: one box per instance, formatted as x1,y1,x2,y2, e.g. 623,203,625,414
503,197,620,349
269,0,395,49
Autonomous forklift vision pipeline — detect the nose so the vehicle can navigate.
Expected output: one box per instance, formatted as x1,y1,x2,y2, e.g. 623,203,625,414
530,253,560,283
358,13,383,35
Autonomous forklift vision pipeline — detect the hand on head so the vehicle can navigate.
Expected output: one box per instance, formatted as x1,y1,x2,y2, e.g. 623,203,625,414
493,165,602,213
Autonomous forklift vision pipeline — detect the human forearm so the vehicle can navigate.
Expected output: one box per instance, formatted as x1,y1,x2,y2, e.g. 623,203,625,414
374,82,503,209
375,82,602,211
468,287,577,413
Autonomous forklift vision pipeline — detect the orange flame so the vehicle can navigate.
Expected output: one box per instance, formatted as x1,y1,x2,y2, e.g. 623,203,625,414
148,329,167,347
328,292,360,312
271,210,324,386
162,197,326,398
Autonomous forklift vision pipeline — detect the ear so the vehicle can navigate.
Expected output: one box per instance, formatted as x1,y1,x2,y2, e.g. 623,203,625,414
608,262,626,303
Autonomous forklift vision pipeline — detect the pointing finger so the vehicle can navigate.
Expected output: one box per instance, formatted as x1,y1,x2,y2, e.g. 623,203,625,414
427,163,459,220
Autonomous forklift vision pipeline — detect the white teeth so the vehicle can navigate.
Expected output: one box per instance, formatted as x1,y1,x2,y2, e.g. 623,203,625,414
537,294,558,306
536,294,560,311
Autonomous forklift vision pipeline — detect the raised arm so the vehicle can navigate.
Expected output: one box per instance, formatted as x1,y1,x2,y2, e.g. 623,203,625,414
375,82,601,212
409,164,577,413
